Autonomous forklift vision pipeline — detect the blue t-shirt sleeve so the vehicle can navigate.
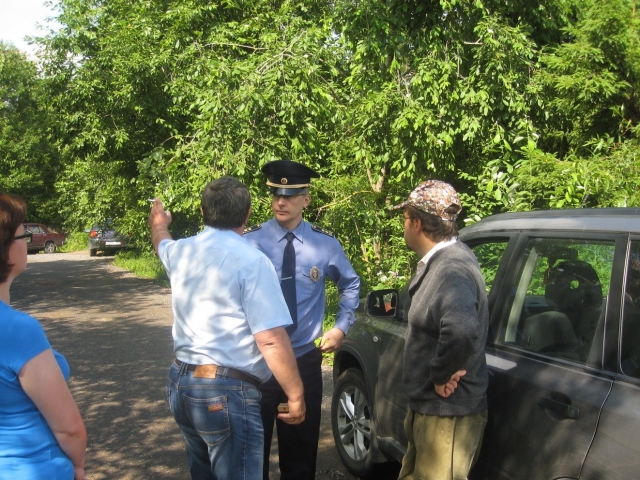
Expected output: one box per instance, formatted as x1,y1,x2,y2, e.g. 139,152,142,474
239,255,293,334
4,310,51,375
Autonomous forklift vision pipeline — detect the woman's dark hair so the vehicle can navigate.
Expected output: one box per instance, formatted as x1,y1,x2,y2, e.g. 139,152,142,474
201,176,251,229
406,205,458,242
0,193,27,283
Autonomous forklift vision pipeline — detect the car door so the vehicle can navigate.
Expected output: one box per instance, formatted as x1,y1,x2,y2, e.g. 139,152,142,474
373,237,512,460
478,234,619,480
580,236,640,479
26,224,45,250
371,283,409,460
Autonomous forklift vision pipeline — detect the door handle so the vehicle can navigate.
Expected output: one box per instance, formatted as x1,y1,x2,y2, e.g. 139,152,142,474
537,395,580,420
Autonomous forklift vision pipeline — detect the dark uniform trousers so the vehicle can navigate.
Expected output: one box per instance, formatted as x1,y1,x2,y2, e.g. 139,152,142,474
261,347,323,480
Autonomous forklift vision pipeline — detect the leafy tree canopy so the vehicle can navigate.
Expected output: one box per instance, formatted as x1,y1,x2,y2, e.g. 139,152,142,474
0,42,61,225
6,0,635,288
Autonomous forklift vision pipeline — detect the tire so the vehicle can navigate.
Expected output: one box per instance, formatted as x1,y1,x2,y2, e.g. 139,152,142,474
44,241,56,254
89,248,97,257
331,368,377,477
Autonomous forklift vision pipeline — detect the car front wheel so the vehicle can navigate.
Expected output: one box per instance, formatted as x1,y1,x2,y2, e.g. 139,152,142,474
44,241,56,254
89,248,97,257
331,368,377,477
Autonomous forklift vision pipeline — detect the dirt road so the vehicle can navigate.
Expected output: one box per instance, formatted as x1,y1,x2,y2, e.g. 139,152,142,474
11,252,360,480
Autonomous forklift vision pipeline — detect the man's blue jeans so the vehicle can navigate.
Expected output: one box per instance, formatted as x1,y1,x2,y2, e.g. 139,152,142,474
167,361,264,480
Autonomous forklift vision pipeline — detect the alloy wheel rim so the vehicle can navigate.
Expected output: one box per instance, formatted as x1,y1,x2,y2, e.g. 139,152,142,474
336,385,371,461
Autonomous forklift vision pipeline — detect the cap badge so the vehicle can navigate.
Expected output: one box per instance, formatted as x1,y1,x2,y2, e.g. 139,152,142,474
310,266,321,282
281,178,288,184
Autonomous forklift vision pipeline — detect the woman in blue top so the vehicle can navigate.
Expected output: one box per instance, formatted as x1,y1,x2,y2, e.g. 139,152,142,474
0,193,87,480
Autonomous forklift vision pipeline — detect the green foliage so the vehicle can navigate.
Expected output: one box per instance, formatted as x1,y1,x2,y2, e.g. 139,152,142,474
139,0,346,204
465,125,640,220
40,0,183,233
59,231,88,252
472,241,510,293
467,0,640,218
335,0,541,185
329,0,548,276
0,43,61,223
534,0,640,157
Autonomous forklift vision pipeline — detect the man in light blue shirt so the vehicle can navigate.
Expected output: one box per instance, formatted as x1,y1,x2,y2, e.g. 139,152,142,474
149,176,305,480
244,160,360,480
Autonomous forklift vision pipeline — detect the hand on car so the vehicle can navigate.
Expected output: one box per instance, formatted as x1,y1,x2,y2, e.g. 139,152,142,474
318,327,345,353
278,397,306,425
434,370,467,398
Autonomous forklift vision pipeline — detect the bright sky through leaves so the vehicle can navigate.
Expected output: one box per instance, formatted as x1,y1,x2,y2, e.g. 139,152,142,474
0,0,59,57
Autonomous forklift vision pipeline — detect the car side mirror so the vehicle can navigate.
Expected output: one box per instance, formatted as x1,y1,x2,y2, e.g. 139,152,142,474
365,289,399,318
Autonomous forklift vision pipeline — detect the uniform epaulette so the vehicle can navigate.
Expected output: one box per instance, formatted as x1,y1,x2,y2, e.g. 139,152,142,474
244,224,262,234
311,224,335,238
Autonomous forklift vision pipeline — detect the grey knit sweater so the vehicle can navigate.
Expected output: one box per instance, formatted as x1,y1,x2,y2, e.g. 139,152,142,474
403,241,489,416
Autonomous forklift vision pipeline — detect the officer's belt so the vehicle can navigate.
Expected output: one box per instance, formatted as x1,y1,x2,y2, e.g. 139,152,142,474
174,359,260,388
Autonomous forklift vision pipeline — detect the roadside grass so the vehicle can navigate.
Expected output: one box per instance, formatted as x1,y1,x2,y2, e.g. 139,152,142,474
59,232,88,253
113,250,169,287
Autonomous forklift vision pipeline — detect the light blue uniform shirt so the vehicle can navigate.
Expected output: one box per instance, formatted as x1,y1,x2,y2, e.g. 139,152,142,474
158,226,293,383
244,218,360,357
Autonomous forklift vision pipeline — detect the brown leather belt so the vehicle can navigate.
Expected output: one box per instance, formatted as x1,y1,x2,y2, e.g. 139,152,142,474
174,359,261,388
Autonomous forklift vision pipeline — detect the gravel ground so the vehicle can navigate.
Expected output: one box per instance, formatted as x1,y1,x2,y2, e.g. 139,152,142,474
11,252,360,480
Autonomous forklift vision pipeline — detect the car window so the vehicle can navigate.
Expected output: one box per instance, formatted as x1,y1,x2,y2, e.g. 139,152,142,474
470,241,509,294
27,225,42,234
499,237,614,364
621,240,640,378
366,290,398,316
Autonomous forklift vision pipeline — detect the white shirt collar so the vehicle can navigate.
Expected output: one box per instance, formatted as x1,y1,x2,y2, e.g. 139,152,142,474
419,237,457,267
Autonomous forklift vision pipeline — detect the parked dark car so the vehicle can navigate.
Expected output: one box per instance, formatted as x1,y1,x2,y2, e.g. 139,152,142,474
23,223,67,254
332,208,640,480
88,221,129,256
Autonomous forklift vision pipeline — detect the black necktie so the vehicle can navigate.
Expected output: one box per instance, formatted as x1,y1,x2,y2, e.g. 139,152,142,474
281,232,297,333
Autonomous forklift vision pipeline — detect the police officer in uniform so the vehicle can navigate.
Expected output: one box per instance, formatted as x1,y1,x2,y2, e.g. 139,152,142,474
244,160,360,480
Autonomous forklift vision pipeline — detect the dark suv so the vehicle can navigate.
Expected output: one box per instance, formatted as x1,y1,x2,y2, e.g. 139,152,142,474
88,221,129,256
332,208,640,480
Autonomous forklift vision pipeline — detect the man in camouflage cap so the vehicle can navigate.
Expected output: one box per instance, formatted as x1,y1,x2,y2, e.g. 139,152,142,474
392,180,489,480
392,179,462,221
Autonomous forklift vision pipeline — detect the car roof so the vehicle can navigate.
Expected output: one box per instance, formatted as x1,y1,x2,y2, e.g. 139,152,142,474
459,208,640,236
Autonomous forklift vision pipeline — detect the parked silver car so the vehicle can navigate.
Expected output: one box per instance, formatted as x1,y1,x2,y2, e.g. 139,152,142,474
332,208,640,479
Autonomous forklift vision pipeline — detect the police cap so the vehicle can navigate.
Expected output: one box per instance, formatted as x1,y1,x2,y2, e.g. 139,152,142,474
261,160,320,195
